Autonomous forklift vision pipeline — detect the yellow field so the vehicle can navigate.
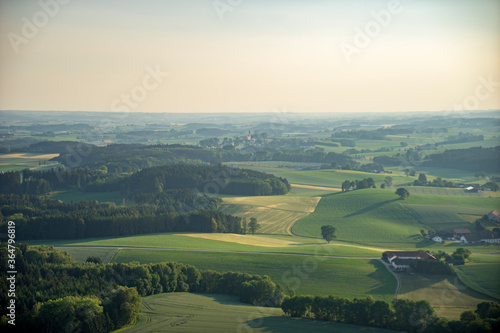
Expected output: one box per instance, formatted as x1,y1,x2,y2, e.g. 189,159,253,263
183,233,303,247
220,195,321,235
291,184,342,191
0,153,59,160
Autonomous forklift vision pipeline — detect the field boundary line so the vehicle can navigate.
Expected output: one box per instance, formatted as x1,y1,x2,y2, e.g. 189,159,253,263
55,245,378,260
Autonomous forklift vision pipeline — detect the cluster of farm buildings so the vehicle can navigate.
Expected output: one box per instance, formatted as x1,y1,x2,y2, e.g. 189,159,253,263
429,210,500,244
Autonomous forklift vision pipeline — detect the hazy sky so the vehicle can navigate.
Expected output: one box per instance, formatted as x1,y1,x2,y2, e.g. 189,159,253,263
1,0,499,113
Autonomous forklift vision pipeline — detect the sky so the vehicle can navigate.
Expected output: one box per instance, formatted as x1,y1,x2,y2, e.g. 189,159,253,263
0,0,499,113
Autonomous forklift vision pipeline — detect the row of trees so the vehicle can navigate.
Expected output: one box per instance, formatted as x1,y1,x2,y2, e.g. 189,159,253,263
0,244,292,332
282,295,500,333
341,178,375,191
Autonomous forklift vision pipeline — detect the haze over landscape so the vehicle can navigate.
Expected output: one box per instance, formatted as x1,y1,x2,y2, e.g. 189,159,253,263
1,0,499,113
1,1,500,333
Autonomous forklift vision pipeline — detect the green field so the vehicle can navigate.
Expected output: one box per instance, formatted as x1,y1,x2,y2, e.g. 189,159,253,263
404,204,487,231
111,249,396,301
57,246,119,264
49,190,134,206
225,162,414,188
120,292,393,333
455,264,500,301
219,195,321,234
402,186,484,197
292,189,426,248
34,233,382,257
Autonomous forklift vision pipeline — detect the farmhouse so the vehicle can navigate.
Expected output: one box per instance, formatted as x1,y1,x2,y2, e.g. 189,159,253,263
460,230,500,244
386,251,436,271
487,210,500,222
452,229,471,238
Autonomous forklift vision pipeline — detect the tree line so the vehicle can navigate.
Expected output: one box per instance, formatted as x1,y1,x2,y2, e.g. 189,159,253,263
0,244,293,332
282,295,499,333
0,194,246,240
0,164,291,197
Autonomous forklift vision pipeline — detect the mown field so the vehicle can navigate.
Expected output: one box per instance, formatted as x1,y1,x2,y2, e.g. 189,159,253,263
292,189,500,248
219,195,321,234
0,152,60,171
397,274,495,319
292,189,425,248
120,292,394,333
404,204,488,231
36,233,382,257
111,249,396,301
455,263,500,301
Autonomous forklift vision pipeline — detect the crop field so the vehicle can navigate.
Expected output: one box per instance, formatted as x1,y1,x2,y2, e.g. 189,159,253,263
0,152,60,171
121,292,393,333
402,186,484,197
272,170,413,188
37,233,382,257
455,263,500,301
404,204,487,231
292,189,426,248
112,249,396,301
397,274,494,319
219,195,321,234
225,162,414,187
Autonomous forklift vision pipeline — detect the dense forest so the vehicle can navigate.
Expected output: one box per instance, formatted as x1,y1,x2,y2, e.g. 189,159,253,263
0,244,292,332
0,164,291,197
423,147,500,173
0,194,247,240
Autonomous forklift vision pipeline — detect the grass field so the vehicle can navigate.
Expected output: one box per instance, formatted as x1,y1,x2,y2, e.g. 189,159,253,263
57,246,118,263
120,292,394,333
219,195,321,234
49,190,134,206
292,189,426,248
404,204,487,231
455,264,500,301
0,152,60,171
397,274,495,319
111,249,396,301
402,186,484,197
35,233,382,257
225,162,414,188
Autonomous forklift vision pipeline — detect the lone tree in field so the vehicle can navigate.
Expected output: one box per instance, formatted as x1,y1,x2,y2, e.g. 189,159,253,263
395,188,410,200
248,218,260,235
321,225,336,243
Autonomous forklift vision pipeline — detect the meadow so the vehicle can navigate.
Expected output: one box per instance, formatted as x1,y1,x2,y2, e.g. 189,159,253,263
120,292,394,333
292,189,426,248
111,249,396,301
33,233,382,257
397,274,495,319
404,204,487,231
455,263,500,301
